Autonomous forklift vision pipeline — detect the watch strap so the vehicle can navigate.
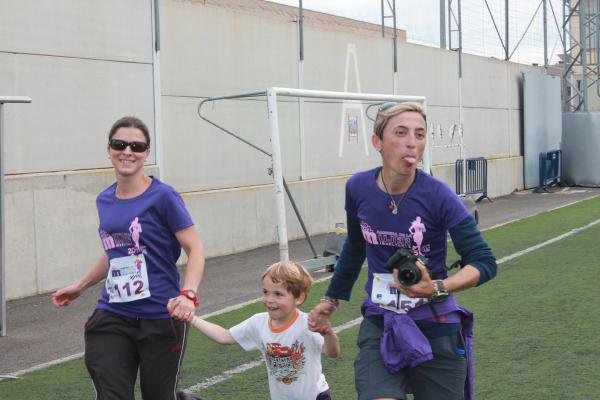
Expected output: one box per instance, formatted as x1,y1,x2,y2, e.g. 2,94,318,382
180,289,199,308
430,280,448,303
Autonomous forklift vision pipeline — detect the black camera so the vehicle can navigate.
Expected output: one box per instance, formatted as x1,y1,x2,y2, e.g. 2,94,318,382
385,248,428,286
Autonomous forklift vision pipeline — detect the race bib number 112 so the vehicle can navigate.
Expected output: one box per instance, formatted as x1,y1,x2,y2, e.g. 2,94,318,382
105,254,151,303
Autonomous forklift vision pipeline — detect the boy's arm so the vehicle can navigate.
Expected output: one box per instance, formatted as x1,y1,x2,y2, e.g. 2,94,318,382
320,324,340,358
191,316,237,345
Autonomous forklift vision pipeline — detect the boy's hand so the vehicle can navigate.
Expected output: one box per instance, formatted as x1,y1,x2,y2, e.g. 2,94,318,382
308,301,336,333
313,319,334,336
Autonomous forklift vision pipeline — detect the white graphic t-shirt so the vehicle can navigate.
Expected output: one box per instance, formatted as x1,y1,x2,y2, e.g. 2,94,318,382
230,311,329,400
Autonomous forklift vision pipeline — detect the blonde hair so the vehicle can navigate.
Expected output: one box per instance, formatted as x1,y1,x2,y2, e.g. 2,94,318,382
373,101,427,139
261,261,313,304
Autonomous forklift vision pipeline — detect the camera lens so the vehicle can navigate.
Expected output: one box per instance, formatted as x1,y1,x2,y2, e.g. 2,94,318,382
386,248,427,286
398,264,421,286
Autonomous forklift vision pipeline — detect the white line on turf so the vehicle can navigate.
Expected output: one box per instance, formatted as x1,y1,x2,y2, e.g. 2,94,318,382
6,352,85,378
481,193,600,231
183,358,263,392
495,218,600,264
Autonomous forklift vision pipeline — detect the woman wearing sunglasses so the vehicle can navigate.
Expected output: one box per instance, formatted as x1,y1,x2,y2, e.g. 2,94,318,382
52,116,205,400
308,102,497,400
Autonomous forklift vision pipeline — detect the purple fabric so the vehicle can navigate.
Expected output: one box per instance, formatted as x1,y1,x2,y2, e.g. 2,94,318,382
380,312,433,373
95,177,194,319
363,296,475,400
458,305,474,400
363,295,461,321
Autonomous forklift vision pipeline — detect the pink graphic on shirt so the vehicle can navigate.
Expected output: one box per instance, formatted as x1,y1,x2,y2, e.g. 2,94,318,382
408,216,426,255
129,217,142,250
360,222,379,245
358,219,430,253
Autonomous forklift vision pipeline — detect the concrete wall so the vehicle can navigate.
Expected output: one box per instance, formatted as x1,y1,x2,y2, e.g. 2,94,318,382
1,0,550,299
0,0,155,174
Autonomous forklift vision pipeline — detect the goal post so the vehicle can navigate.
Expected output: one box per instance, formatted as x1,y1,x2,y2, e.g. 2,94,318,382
1,96,32,337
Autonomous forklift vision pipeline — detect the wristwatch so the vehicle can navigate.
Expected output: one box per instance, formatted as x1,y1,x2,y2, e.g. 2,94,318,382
429,280,449,303
180,289,200,308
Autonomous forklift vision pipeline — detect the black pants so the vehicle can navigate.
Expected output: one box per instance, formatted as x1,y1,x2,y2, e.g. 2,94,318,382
84,309,188,400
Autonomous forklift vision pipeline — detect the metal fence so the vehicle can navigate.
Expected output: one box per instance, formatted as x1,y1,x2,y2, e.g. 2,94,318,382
455,157,491,202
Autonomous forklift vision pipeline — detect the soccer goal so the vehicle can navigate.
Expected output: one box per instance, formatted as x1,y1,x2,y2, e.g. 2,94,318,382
198,87,427,270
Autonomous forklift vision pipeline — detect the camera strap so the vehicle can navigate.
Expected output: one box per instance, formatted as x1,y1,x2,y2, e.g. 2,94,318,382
446,259,465,272
428,302,442,322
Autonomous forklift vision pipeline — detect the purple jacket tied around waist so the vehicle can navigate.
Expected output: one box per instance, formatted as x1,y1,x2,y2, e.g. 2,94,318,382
363,295,474,400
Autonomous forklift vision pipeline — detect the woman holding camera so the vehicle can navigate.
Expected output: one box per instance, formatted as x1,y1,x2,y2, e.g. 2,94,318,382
309,102,496,400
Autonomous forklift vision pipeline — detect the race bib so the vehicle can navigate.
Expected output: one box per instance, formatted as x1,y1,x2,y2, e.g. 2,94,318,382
371,273,428,314
105,254,151,303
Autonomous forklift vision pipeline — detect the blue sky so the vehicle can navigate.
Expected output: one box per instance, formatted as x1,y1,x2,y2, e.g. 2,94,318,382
266,0,563,65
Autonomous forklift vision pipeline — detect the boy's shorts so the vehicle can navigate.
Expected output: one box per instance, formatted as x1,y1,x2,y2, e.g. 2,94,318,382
354,316,467,400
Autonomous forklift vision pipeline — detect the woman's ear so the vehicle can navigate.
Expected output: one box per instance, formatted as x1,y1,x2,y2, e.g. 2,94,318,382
372,133,382,152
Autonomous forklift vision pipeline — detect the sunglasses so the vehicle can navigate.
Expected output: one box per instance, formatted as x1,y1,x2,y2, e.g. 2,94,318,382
109,139,149,153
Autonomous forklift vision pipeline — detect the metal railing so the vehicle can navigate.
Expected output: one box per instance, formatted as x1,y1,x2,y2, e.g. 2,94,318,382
535,149,562,192
455,157,491,203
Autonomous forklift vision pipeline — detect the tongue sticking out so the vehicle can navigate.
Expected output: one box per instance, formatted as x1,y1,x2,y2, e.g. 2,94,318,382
404,156,417,165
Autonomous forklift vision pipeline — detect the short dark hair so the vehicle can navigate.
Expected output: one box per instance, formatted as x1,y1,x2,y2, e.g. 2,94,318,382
108,116,151,145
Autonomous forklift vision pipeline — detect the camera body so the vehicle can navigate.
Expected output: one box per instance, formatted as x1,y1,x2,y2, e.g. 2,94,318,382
385,248,429,286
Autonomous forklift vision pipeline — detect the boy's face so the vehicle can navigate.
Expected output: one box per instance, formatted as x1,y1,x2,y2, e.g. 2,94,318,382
261,277,305,327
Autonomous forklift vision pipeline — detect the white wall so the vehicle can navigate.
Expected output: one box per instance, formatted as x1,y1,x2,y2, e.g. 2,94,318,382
1,0,551,298
0,0,155,174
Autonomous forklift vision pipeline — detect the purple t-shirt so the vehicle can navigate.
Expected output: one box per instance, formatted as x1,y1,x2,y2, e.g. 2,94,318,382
346,167,469,297
95,177,194,319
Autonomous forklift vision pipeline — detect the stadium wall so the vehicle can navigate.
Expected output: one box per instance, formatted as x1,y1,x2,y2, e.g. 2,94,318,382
0,0,550,298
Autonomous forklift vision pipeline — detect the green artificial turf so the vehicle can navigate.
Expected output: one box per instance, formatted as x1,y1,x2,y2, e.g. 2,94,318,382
1,196,599,399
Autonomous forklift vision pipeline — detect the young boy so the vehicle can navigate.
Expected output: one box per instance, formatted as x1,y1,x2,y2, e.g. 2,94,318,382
191,261,340,400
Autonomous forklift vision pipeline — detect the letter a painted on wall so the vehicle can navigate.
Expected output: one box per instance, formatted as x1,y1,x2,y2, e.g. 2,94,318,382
338,43,370,158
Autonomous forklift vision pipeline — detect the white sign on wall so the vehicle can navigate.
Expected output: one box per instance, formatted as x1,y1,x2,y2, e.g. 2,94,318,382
338,43,370,157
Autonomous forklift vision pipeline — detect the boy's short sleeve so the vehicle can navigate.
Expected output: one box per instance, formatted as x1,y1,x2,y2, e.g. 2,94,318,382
230,314,261,351
308,330,325,353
